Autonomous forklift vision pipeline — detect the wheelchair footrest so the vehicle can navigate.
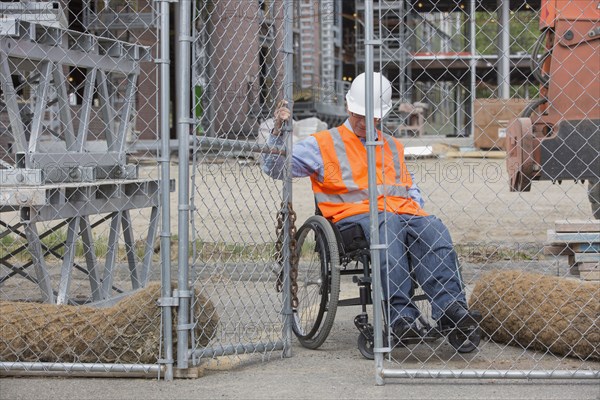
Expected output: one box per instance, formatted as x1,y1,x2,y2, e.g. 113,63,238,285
394,326,442,346
437,310,482,333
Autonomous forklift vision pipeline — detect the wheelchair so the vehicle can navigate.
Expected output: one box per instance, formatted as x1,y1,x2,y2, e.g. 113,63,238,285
291,213,481,359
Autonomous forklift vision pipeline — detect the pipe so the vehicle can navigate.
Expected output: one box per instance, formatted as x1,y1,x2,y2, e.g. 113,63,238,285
158,0,174,382
363,0,386,387
189,341,285,359
0,362,161,378
469,0,476,137
281,0,295,359
196,137,286,156
176,0,193,370
381,369,600,380
498,0,511,99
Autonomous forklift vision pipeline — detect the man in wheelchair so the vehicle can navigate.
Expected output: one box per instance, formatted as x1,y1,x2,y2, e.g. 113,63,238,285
263,72,479,348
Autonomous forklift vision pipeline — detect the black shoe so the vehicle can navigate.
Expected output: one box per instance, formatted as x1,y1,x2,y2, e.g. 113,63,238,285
392,317,421,340
440,302,478,329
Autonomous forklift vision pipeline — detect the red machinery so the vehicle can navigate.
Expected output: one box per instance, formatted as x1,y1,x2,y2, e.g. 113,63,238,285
506,0,599,218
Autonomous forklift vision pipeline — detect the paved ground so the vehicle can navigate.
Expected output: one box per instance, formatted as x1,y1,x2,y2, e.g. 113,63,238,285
1,367,599,400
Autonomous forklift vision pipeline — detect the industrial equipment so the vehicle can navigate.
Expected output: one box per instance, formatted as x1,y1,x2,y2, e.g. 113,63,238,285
506,0,600,218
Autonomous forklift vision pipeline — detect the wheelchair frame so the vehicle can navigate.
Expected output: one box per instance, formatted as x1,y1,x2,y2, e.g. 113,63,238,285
290,213,481,359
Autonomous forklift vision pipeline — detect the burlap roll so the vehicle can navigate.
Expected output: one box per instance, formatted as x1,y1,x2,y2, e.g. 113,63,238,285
0,283,218,364
470,270,600,361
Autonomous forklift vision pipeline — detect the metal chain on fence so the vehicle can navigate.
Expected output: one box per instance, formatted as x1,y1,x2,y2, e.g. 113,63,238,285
275,201,298,308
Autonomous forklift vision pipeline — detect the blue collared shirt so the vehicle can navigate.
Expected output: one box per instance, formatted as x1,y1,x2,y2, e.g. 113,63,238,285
262,119,425,208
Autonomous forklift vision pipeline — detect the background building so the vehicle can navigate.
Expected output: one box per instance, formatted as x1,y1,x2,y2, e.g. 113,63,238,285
1,0,541,150
354,0,540,137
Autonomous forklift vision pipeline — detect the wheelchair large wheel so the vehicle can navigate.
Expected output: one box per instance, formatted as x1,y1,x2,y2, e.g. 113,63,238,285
292,215,340,349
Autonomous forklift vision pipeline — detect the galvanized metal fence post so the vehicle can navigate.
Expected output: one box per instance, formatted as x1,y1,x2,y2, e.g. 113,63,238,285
469,0,476,137
176,0,193,370
363,0,386,387
158,0,174,381
281,0,295,358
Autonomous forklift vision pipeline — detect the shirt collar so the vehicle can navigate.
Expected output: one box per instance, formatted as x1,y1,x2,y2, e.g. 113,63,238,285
343,119,353,132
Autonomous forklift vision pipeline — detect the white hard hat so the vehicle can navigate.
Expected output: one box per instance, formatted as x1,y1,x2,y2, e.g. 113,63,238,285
345,72,392,119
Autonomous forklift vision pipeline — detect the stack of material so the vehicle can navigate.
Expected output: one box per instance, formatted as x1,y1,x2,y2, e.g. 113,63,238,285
470,270,600,361
544,220,600,281
0,283,218,364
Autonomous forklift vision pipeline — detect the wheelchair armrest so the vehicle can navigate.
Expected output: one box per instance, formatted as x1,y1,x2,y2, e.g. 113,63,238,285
313,195,369,255
337,223,369,254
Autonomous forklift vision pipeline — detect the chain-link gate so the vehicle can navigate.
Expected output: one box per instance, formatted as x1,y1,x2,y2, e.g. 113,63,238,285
172,0,296,369
0,0,171,377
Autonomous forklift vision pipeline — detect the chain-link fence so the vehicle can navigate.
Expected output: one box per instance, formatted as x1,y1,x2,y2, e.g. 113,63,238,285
178,0,598,383
356,0,599,382
1,0,598,384
0,0,168,377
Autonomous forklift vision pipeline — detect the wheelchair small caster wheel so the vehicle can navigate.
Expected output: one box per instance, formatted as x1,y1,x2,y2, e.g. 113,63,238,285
448,326,481,353
357,331,375,360
357,328,390,359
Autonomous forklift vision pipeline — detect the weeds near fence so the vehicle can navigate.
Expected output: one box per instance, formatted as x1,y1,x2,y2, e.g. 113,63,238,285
0,231,150,262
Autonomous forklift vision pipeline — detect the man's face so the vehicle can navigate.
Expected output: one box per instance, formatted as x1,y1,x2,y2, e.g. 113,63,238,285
347,110,380,139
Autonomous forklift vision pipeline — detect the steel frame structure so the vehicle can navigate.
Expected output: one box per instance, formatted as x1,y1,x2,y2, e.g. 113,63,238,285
0,20,161,306
0,19,149,183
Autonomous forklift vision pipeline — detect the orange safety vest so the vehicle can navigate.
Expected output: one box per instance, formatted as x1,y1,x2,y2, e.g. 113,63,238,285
311,124,428,222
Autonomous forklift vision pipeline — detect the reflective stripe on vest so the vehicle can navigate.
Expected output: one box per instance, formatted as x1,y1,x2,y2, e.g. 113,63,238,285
331,128,406,187
382,133,403,184
329,127,360,191
315,184,410,204
325,127,409,190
